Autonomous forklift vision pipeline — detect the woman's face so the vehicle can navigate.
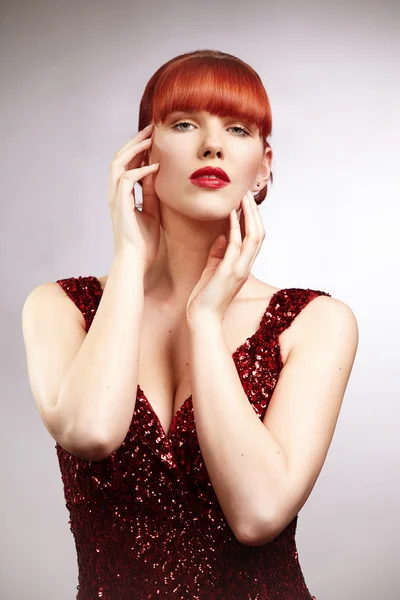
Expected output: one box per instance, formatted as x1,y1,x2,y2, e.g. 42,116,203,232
148,110,271,220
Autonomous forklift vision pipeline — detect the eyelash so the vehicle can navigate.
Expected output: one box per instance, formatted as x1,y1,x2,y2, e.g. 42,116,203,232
172,121,250,137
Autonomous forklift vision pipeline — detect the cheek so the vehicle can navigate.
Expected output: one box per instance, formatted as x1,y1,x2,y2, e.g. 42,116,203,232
153,152,183,198
239,150,262,178
152,140,186,181
151,135,181,162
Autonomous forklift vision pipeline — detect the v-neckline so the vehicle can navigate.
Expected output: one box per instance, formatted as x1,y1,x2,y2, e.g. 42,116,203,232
92,277,283,444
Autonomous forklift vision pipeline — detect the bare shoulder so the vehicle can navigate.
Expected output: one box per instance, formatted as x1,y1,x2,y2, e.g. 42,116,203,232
289,292,359,351
23,281,86,329
250,279,358,361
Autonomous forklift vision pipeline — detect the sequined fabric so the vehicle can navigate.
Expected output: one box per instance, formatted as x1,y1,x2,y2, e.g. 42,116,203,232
55,276,331,599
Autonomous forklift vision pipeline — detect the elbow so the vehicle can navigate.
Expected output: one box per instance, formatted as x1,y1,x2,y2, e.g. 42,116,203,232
67,440,111,462
75,441,112,462
235,515,278,547
58,428,112,462
64,430,125,461
49,402,112,461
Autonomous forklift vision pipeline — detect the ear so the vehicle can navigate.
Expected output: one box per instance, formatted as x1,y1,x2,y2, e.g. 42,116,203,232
252,145,273,194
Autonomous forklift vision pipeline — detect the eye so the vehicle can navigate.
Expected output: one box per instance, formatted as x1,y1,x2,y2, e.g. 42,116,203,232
173,121,193,132
172,121,250,137
230,125,250,137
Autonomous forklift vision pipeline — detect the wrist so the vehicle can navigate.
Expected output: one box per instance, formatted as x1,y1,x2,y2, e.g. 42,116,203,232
113,251,146,277
186,309,222,331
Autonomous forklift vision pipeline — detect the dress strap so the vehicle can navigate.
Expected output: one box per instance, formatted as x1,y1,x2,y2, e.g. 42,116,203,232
56,276,103,332
261,287,332,337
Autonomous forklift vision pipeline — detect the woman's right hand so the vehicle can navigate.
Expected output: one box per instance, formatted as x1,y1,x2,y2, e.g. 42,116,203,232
108,123,161,273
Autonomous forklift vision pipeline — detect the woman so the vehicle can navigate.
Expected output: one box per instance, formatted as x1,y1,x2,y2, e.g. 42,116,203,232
22,49,358,599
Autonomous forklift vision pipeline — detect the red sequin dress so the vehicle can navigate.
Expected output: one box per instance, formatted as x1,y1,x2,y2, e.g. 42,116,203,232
55,276,330,600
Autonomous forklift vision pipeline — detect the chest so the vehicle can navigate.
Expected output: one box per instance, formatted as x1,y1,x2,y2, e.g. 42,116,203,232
137,293,293,439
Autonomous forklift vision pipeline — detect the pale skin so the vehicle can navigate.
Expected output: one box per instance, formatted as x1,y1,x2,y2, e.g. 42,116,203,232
141,110,272,305
99,112,359,545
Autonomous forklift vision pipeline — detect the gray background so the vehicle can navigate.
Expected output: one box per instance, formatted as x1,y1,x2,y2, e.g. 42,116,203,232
1,0,399,598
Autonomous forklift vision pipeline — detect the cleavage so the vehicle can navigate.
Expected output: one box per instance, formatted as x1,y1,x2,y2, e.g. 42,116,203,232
137,313,192,438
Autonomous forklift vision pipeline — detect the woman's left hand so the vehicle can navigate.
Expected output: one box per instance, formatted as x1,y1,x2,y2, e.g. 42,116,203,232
186,190,266,322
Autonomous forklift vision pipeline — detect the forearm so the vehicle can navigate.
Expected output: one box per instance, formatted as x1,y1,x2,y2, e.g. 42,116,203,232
187,312,288,540
54,253,145,454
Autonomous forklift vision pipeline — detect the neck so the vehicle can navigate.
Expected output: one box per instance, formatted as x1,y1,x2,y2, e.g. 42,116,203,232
143,203,249,306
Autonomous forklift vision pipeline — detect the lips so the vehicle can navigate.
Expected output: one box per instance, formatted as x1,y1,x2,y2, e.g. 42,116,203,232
189,166,230,182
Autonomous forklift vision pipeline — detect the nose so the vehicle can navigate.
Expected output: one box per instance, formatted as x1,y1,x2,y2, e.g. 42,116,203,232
199,127,224,159
203,147,222,158
200,141,223,159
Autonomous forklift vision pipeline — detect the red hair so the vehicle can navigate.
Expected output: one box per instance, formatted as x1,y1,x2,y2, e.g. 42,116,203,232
138,49,273,204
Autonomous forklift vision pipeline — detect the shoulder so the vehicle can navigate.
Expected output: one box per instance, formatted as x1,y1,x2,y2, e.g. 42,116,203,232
23,280,75,309
288,290,359,353
24,275,102,323
295,291,358,328
256,283,359,363
22,280,87,329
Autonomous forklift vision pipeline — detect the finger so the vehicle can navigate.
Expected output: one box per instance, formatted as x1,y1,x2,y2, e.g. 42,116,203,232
240,191,259,254
216,207,242,274
126,139,153,171
113,124,154,160
116,163,159,185
108,138,154,200
233,192,259,276
246,193,266,271
249,192,266,240
112,164,159,209
141,165,161,219
112,137,153,171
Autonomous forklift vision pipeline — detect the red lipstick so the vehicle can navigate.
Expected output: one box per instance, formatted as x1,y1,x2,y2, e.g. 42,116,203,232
189,166,230,189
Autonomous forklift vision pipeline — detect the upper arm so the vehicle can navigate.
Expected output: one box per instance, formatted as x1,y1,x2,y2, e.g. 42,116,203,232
21,282,87,441
257,295,359,543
